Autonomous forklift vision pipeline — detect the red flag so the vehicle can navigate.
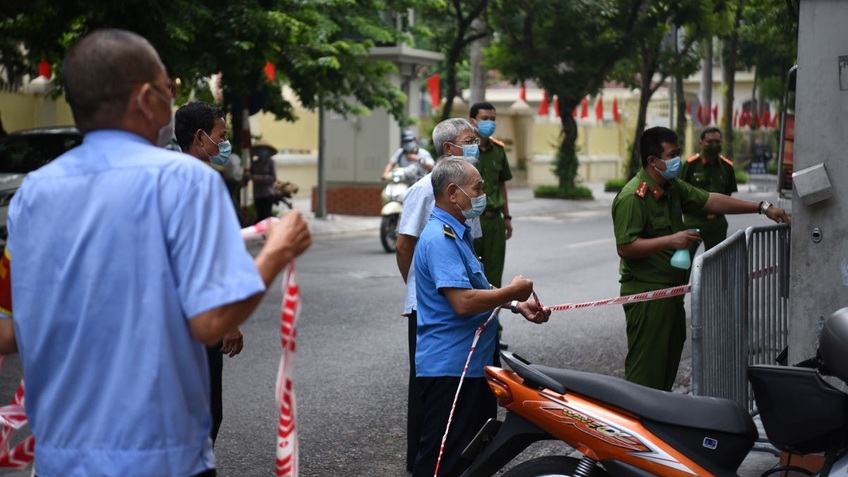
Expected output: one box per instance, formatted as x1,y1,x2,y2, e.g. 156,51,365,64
38,59,51,79
263,61,276,83
733,109,739,128
580,97,589,119
612,97,621,122
762,110,771,129
595,96,604,121
553,95,560,118
537,90,549,116
741,110,750,128
696,104,704,124
426,74,441,109
572,107,578,118
771,112,778,128
686,102,692,117
519,85,527,102
712,104,718,124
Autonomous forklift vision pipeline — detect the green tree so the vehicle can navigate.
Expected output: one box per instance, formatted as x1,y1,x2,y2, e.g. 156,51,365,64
610,1,717,177
487,0,646,192
417,0,489,120
0,0,423,152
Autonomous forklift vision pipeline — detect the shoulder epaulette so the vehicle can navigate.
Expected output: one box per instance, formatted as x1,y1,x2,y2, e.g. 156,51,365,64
635,181,648,198
443,224,456,239
490,137,505,147
720,155,734,166
685,154,700,163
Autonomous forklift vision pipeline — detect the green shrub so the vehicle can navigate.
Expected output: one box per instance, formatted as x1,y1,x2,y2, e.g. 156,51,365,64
767,161,779,174
604,178,627,192
533,185,594,200
735,170,749,184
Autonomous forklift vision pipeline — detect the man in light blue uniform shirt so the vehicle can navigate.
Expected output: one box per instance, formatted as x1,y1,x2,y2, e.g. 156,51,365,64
411,158,549,477
395,118,481,471
0,29,312,477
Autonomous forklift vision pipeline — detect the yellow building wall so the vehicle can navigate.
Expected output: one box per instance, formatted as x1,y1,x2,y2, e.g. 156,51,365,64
0,92,74,132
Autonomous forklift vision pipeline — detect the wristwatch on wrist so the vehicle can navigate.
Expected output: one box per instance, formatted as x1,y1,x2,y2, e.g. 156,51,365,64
504,215,512,221
510,300,520,314
758,201,772,215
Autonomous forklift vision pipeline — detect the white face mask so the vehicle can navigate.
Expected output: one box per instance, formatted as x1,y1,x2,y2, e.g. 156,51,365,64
155,99,175,148
140,86,175,148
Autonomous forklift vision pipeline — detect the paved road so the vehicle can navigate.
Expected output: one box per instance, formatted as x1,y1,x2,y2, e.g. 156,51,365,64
0,178,784,476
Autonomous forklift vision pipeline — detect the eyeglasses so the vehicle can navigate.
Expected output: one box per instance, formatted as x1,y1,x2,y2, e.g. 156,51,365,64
458,137,480,146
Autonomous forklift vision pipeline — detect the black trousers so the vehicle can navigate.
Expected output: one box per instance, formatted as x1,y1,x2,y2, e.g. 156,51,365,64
407,311,423,471
206,343,224,443
254,197,274,224
412,376,496,477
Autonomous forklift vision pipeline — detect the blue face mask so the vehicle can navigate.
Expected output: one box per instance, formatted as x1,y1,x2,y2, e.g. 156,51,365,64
655,156,681,180
476,120,496,138
457,186,487,220
461,144,479,160
202,130,232,167
402,141,416,152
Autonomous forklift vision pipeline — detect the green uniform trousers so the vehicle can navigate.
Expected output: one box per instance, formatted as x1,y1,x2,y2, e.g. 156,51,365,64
620,280,687,391
687,216,729,258
473,215,506,288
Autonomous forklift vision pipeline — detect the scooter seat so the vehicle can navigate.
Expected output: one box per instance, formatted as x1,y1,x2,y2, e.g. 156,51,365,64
530,364,755,436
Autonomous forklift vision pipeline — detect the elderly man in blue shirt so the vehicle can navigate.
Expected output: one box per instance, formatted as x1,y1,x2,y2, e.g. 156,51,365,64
411,158,550,477
0,29,311,477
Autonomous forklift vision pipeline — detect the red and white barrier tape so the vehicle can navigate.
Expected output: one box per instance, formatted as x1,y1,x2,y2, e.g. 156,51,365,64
0,356,33,469
545,284,692,312
245,217,302,477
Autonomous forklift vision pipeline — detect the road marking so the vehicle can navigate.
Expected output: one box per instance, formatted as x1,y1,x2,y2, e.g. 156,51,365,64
565,238,614,249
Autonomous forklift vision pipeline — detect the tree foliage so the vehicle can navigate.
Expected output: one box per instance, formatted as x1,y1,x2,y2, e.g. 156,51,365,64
0,0,425,151
487,0,646,191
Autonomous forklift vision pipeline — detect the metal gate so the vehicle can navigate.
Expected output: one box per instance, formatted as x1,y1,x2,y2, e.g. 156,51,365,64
690,224,791,412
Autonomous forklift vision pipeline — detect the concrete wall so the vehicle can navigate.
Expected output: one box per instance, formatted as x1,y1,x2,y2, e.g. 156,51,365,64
0,91,75,132
788,0,848,363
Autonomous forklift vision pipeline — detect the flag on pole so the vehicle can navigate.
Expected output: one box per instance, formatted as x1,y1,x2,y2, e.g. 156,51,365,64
38,59,51,79
696,104,704,124
712,104,718,124
553,95,560,118
263,61,276,83
537,90,549,116
771,112,778,129
686,102,692,117
426,74,441,109
612,97,621,123
519,85,527,102
580,97,589,119
595,96,604,121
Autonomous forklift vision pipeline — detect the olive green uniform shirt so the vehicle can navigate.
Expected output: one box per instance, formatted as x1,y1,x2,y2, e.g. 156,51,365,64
680,154,737,252
475,139,512,211
612,169,710,286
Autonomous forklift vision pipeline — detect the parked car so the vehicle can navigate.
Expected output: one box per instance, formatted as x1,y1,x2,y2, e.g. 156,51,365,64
0,127,83,244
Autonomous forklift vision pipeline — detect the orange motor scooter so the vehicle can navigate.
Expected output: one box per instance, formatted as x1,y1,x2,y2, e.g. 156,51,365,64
461,308,848,477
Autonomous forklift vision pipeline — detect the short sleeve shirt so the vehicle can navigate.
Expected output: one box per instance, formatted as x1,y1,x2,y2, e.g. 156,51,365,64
611,169,710,286
413,207,495,377
5,130,265,476
475,140,512,211
680,154,737,219
398,173,480,315
390,147,435,184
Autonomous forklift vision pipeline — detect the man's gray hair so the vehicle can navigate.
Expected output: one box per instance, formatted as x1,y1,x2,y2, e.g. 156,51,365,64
432,158,471,198
432,118,474,156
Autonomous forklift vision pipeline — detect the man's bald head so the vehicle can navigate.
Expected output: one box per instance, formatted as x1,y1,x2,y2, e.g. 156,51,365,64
63,29,165,133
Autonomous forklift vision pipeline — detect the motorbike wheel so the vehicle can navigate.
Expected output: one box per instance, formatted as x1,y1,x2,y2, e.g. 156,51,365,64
502,456,608,477
380,213,400,253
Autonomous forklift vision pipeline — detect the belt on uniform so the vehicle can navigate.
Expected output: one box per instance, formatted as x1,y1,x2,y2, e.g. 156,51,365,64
482,208,502,218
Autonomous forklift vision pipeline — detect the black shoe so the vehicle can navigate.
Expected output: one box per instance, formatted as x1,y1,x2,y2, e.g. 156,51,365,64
499,341,509,350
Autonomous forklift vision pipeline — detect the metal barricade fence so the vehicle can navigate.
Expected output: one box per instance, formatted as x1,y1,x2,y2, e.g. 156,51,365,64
690,224,791,413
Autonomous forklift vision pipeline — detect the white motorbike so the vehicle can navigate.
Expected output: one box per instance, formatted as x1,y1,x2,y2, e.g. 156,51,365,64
380,167,412,253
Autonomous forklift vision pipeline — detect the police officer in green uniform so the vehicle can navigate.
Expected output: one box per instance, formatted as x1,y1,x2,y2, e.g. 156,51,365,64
612,127,790,391
680,127,738,256
469,102,513,289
